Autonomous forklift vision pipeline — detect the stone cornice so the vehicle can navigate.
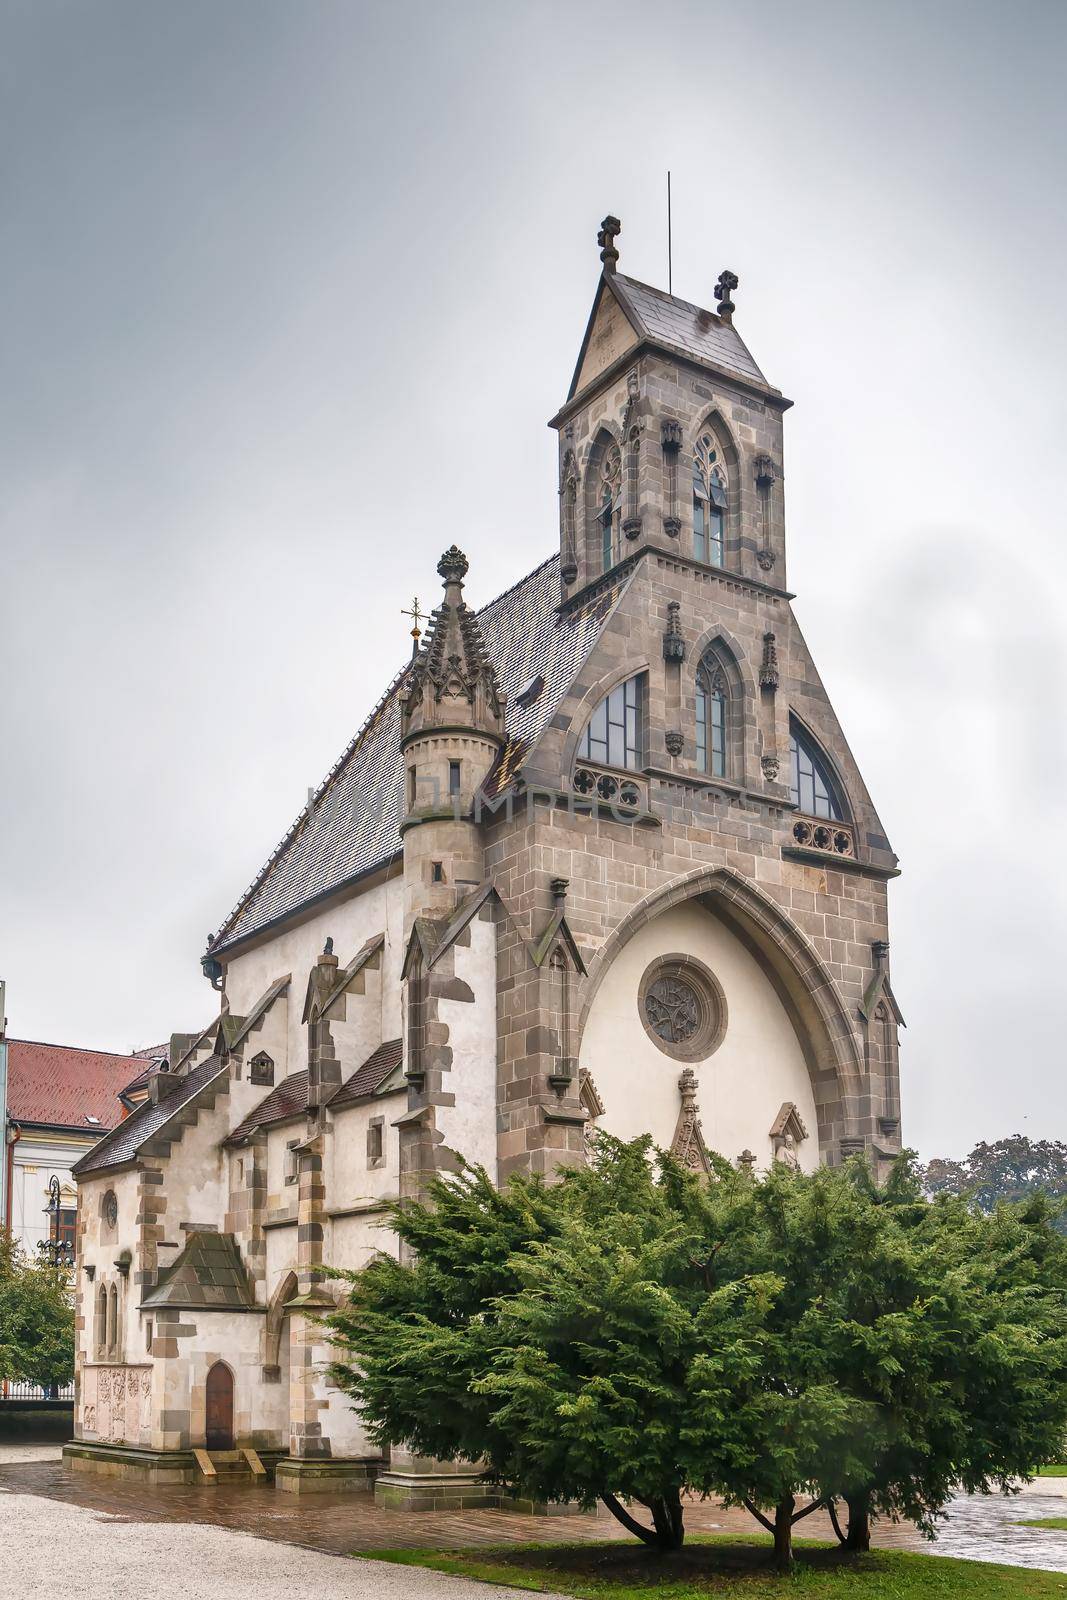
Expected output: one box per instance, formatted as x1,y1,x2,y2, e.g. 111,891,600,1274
549,337,793,429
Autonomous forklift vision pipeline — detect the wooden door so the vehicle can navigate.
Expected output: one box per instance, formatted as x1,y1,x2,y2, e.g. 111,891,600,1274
205,1362,234,1451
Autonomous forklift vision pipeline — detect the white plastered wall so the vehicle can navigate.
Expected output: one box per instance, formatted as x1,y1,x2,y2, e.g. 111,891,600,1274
328,1095,403,1215
222,875,404,1071
435,918,498,1177
580,901,820,1172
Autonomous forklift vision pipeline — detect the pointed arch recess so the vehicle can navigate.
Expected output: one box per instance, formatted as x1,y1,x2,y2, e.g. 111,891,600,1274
690,410,741,566
575,867,863,1160
263,1269,298,1373
583,425,624,575
693,631,748,784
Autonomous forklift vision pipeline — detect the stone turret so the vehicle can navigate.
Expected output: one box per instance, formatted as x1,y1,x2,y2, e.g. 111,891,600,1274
399,546,506,925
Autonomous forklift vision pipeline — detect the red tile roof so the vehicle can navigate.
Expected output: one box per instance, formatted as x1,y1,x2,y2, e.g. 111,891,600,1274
4,1039,146,1131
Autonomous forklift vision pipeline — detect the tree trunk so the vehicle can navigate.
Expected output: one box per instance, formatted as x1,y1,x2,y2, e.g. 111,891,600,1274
844,1490,871,1552
601,1492,685,1551
773,1496,795,1571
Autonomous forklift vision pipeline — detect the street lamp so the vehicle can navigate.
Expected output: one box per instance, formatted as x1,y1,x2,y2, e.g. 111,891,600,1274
39,1175,75,1271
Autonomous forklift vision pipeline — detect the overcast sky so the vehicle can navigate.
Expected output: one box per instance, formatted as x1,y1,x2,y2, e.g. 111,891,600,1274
2,0,1065,1158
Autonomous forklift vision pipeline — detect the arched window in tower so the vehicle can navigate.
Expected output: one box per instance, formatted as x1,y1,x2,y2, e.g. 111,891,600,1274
578,674,644,770
598,441,623,572
695,658,728,778
789,721,844,820
692,433,727,567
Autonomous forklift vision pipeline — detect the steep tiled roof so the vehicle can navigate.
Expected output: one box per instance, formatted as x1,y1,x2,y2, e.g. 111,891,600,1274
72,1058,225,1176
612,275,770,389
226,1071,309,1145
330,1039,403,1111
140,1231,254,1311
209,553,629,956
5,1040,148,1131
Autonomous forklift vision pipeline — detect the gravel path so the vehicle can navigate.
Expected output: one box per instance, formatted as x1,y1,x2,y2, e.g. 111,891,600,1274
0,1478,567,1600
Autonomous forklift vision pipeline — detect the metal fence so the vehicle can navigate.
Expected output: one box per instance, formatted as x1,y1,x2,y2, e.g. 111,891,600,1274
1,1380,74,1402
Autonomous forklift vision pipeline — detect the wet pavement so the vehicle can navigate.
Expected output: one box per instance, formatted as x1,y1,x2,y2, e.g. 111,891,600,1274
1,1458,1066,1574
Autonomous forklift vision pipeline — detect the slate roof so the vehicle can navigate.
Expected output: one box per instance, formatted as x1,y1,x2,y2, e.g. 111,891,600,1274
72,1058,225,1176
226,1038,404,1145
4,1040,151,1131
226,1071,309,1145
209,553,630,956
610,274,770,390
140,1231,254,1311
330,1038,403,1111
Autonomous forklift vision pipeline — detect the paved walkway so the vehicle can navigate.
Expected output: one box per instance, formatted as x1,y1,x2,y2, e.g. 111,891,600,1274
0,1465,570,1600
1,1452,1066,1580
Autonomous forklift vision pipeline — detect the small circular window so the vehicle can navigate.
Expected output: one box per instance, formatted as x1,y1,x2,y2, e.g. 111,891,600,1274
102,1190,118,1230
638,954,727,1063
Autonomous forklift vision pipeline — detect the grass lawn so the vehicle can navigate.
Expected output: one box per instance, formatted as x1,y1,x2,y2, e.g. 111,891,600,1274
359,1536,1067,1596
1039,1467,1067,1478
1021,1519,1067,1532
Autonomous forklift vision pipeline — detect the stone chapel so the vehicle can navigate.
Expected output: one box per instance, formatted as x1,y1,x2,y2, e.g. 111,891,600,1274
68,217,903,1499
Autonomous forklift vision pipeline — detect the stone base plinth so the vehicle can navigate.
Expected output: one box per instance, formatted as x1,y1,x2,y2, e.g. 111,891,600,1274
274,1456,378,1494
374,1468,499,1511
63,1442,199,1486
63,1441,288,1486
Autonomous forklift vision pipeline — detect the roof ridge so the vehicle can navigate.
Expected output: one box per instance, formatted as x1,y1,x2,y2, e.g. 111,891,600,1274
617,271,720,321
8,1038,143,1060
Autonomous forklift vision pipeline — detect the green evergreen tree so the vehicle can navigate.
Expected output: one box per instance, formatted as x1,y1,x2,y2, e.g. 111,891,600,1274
327,1139,1067,1568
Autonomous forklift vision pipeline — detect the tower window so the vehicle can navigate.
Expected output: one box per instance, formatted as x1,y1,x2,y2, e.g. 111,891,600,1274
448,760,461,797
789,723,843,820
695,662,727,778
598,442,623,572
431,861,445,883
693,434,726,567
407,764,418,812
579,675,644,770
367,1117,385,1168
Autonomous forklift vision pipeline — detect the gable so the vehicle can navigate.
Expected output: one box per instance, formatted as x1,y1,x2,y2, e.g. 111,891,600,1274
571,279,640,397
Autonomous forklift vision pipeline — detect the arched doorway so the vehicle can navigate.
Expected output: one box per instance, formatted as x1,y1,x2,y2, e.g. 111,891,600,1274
205,1362,234,1451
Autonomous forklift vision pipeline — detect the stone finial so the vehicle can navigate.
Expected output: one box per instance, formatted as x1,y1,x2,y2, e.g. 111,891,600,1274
323,937,334,956
759,631,779,691
549,877,569,903
401,545,506,742
663,600,686,664
437,545,469,584
598,214,621,274
737,1148,756,1174
872,939,890,966
671,1067,711,1175
714,269,739,324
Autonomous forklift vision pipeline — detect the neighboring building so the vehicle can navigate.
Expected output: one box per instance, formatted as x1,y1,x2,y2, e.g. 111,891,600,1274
0,1021,162,1259
68,220,903,1498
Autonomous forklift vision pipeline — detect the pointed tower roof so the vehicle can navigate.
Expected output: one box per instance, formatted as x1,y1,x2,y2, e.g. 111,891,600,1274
558,217,784,412
400,546,507,747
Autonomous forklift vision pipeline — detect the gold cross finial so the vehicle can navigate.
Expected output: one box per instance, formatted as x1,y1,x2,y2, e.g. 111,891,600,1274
400,596,426,649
